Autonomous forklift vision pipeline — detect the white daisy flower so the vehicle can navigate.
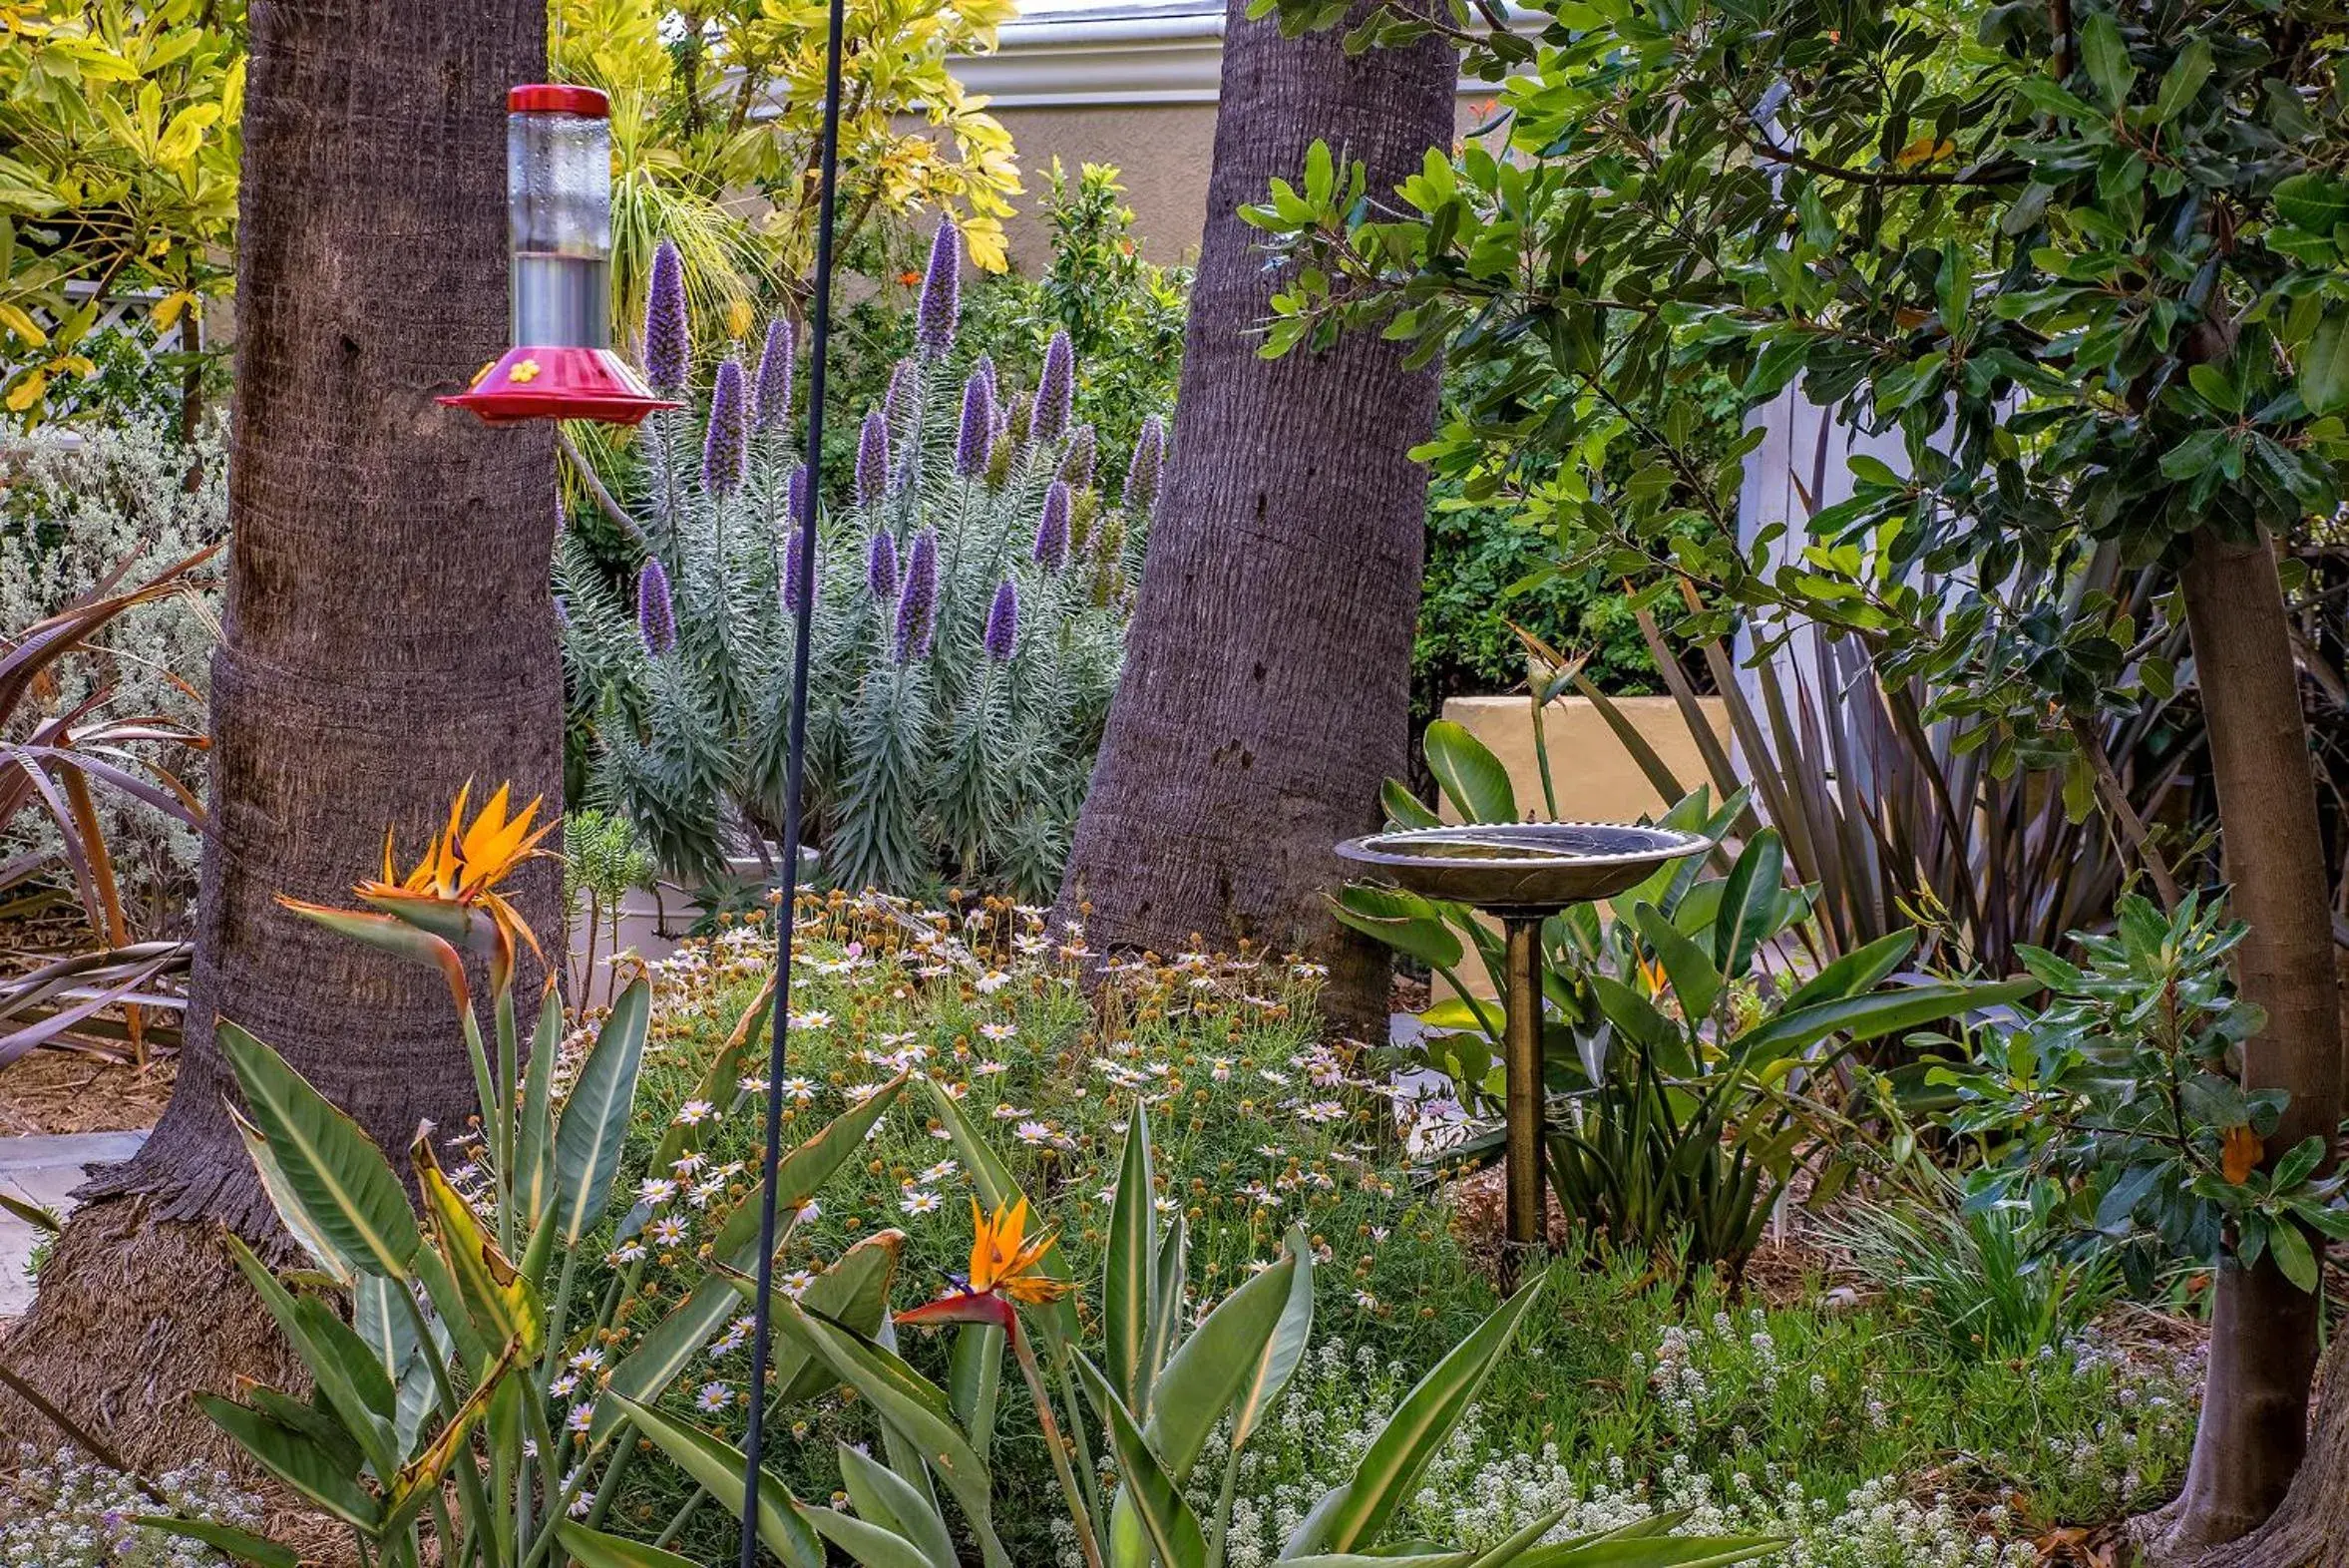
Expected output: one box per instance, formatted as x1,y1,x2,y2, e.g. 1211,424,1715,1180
901,1189,944,1215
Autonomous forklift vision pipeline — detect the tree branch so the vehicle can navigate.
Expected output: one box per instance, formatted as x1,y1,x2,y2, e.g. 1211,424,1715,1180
557,428,649,550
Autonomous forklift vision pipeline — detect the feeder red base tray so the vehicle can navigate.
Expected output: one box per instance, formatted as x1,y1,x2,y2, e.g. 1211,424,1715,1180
440,345,681,426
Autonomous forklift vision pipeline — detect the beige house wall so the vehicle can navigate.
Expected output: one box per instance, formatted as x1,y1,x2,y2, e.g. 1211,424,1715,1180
993,103,1221,268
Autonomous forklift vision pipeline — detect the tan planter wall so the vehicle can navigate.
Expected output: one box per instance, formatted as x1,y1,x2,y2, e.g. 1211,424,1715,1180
1437,694,1731,825
1434,693,1731,997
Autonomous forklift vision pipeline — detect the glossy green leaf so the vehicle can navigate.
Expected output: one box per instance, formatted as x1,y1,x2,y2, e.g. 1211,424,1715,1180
197,1396,381,1532
597,1222,902,1443
1147,1246,1299,1479
769,1298,1003,1566
1105,1098,1157,1411
1709,829,1781,980
556,1523,702,1568
511,984,565,1233
612,1395,824,1568
1332,883,1464,971
2275,173,2349,233
554,976,651,1246
1144,1208,1188,1400
1319,1271,1546,1552
217,1235,400,1480
1229,1226,1316,1452
1629,903,1721,1021
2079,12,2133,107
1780,929,1916,1011
2299,313,2349,417
949,1321,1003,1459
715,1229,905,1401
134,1518,298,1568
1424,719,1517,823
801,1499,941,1568
1728,979,2035,1066
1074,1355,1207,1568
217,1021,419,1282
840,1441,961,1568
1382,777,1442,830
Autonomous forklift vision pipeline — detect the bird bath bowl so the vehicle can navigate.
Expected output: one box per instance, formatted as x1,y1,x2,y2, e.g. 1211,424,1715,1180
1335,822,1711,915
1337,821,1711,1283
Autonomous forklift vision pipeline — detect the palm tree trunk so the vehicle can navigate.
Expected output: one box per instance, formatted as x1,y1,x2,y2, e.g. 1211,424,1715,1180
1051,0,1454,1035
2,0,560,1470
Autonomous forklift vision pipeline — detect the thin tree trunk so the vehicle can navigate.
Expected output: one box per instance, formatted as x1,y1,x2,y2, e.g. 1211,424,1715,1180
2142,525,2343,1558
1051,0,1454,1035
2,0,558,1470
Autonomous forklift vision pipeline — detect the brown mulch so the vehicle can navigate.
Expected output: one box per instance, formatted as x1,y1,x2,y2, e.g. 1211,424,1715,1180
0,1050,174,1136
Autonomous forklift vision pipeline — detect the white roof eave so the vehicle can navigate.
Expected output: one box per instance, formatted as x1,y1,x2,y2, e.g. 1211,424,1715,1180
960,0,1528,108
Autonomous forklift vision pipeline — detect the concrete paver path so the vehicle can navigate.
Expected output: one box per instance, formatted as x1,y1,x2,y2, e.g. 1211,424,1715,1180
0,1131,146,1317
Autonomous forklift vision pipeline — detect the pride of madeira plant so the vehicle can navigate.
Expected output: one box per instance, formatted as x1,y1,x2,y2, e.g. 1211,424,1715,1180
560,226,1158,902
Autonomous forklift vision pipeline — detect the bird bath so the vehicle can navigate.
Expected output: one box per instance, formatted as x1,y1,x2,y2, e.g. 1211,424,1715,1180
1336,821,1711,1281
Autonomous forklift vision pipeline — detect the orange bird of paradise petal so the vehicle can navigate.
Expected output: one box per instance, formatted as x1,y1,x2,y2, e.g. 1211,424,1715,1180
354,778,555,962
967,1196,1072,1304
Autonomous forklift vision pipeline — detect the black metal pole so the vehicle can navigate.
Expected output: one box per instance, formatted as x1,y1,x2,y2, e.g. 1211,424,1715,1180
737,0,846,1555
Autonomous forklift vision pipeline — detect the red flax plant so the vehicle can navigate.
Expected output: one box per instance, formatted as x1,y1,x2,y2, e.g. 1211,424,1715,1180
0,545,218,1066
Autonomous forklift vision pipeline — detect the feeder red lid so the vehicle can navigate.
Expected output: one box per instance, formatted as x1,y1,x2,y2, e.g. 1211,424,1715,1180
440,345,680,426
509,84,609,117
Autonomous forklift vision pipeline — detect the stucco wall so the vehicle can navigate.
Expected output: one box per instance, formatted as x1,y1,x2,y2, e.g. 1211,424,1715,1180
994,103,1221,268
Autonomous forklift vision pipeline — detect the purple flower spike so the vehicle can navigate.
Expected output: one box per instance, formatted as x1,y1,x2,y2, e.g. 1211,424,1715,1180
885,357,919,435
956,367,995,479
983,578,1019,662
782,526,816,614
1030,329,1074,445
856,409,892,511
1058,423,1096,490
753,319,794,432
866,529,900,603
1124,414,1166,515
553,594,571,630
917,223,962,358
636,558,677,656
643,239,689,395
1033,481,1071,571
788,462,812,528
702,358,748,496
894,530,940,662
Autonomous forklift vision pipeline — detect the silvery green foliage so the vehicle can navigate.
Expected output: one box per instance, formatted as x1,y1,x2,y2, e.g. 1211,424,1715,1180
0,417,225,932
1,1444,261,1568
560,322,1144,902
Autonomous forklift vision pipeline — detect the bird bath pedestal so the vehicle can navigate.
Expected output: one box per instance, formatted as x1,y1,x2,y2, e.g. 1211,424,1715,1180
1336,822,1710,1284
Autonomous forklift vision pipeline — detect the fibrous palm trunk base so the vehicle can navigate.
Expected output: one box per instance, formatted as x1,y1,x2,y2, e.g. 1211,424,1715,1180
0,1194,305,1476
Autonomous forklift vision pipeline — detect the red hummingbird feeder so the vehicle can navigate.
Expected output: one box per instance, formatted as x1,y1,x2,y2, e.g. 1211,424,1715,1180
440,85,679,426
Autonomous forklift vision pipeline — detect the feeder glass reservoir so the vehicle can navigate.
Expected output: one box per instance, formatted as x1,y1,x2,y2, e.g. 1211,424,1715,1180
509,94,612,349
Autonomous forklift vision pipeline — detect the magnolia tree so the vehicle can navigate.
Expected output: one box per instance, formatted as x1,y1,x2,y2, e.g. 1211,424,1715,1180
1245,0,2349,1559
